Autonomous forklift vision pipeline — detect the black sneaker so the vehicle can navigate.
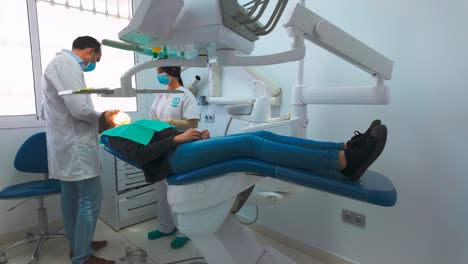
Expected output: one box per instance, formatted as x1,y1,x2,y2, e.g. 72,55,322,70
346,120,381,149
340,124,387,181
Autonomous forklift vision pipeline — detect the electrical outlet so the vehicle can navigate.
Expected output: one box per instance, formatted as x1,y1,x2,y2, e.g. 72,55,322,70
204,113,215,123
342,209,366,228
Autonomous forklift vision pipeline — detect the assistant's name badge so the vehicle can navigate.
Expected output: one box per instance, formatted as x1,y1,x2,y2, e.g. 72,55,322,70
171,97,181,108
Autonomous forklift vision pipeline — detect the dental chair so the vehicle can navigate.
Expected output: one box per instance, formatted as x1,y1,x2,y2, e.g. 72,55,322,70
102,137,396,264
0,132,66,264
97,0,396,261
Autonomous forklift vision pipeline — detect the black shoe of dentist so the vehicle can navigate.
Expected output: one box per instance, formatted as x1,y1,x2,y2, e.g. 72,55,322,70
340,124,387,181
346,119,381,149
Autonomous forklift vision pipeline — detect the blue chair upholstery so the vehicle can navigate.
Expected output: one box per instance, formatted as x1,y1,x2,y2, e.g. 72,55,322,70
103,145,397,207
0,132,61,199
167,159,396,207
0,132,66,264
0,180,61,199
14,132,49,173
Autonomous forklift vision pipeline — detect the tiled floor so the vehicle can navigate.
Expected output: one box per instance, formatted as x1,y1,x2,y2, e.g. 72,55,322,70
2,218,327,264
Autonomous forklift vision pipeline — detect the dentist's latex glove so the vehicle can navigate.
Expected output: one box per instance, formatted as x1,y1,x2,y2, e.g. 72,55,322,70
173,128,204,144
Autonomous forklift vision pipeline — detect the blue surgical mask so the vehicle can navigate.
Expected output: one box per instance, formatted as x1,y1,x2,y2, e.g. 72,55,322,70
83,51,97,72
157,73,171,85
83,62,96,72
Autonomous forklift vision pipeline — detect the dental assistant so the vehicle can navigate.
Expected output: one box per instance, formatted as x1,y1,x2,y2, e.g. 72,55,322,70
40,36,114,264
147,66,200,249
149,66,200,129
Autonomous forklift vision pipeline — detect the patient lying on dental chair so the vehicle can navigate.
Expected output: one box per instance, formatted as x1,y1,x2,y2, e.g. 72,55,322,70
99,110,387,183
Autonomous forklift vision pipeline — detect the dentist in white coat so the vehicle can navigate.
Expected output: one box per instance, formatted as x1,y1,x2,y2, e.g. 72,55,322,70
41,36,114,264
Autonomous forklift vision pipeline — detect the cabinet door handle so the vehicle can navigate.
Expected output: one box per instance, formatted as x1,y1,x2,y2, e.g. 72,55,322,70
126,188,156,199
126,180,146,186
128,202,158,211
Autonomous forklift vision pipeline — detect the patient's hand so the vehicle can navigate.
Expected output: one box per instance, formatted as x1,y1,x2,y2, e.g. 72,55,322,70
200,129,210,139
174,128,203,144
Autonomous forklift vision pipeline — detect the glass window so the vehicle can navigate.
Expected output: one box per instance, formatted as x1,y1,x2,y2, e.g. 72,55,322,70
36,0,136,112
0,1,36,116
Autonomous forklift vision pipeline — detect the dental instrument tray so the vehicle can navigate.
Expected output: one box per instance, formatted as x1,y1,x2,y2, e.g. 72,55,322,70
58,88,183,96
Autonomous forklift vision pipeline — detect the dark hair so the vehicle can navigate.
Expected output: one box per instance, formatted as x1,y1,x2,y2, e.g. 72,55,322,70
160,66,184,86
98,111,118,134
72,36,101,54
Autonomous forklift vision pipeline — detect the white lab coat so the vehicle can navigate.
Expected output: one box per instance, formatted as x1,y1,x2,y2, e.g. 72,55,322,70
40,50,101,181
149,87,200,121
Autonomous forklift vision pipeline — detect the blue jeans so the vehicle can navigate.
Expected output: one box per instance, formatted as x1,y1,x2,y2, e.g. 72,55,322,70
168,131,344,174
61,176,103,264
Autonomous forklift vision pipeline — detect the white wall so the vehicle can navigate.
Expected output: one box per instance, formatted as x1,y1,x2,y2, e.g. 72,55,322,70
193,0,467,263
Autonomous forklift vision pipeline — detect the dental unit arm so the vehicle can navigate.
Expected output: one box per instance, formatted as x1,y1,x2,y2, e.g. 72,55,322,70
226,3,394,132
228,3,394,125
284,3,393,105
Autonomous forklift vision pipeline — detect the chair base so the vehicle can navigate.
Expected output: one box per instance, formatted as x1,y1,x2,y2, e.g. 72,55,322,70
0,231,67,264
186,214,296,264
0,198,67,264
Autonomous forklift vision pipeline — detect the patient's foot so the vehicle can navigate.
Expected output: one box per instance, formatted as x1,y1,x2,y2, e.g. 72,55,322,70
147,229,176,240
345,120,381,149
340,124,387,181
170,236,191,249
